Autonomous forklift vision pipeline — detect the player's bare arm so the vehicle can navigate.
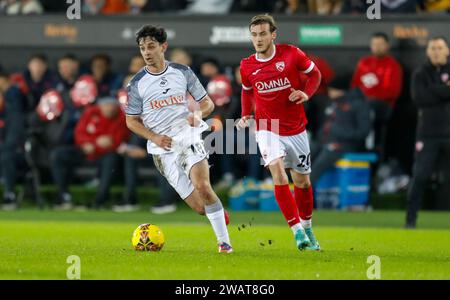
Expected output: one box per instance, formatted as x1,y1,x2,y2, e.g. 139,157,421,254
126,115,172,151
187,95,215,127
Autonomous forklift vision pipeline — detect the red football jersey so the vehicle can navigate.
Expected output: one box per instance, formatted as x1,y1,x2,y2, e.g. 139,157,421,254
240,44,317,136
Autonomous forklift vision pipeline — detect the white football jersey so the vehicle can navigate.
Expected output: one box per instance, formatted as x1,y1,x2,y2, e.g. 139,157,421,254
125,61,208,154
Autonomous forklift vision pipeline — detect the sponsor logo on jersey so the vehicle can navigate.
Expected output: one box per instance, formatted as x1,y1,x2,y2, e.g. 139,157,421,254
150,94,185,109
276,61,285,72
255,77,291,93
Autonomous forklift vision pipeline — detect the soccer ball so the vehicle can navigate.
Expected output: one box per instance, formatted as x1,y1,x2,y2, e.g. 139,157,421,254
132,223,165,251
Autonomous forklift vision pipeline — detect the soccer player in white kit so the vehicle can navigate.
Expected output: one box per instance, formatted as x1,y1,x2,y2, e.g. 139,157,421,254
125,25,232,253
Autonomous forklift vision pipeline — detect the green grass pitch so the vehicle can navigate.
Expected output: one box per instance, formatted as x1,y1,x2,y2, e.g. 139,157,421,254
1,209,449,279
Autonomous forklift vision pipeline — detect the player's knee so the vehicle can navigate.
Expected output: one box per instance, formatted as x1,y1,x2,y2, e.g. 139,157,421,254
269,159,289,185
194,205,205,215
296,177,311,189
273,174,289,185
194,180,212,197
271,169,289,185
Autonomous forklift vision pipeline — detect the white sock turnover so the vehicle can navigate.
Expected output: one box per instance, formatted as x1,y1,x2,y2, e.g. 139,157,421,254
290,222,303,235
300,218,312,229
205,201,231,245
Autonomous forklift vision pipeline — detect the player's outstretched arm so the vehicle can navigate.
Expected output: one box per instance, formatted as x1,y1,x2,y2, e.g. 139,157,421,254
126,115,172,151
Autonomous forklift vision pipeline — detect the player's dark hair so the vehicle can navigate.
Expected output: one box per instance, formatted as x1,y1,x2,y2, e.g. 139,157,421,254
429,36,449,47
249,14,277,33
135,25,167,45
371,32,389,43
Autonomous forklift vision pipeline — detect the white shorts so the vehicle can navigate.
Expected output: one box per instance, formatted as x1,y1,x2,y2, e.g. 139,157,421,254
255,130,311,174
152,141,208,200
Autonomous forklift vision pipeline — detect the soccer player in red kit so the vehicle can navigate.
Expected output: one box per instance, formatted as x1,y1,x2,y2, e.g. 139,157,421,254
237,14,322,251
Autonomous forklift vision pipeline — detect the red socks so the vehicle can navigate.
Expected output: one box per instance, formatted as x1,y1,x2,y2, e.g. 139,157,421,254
294,186,313,221
274,184,314,227
274,185,300,227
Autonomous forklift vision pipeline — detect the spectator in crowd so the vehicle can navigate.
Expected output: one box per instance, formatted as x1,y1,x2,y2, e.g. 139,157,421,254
83,0,130,14
169,48,193,67
307,0,344,15
273,0,308,14
351,32,403,159
207,71,240,188
45,55,85,208
128,0,187,13
2,0,43,15
198,57,221,87
101,0,129,14
23,54,57,109
419,0,450,13
230,0,277,13
380,0,419,13
39,54,84,153
232,64,263,181
56,54,81,91
83,0,105,14
113,133,148,212
128,54,145,75
301,54,335,140
128,0,151,14
90,53,122,97
184,0,233,14
310,76,372,185
196,57,236,185
406,37,450,228
50,96,129,209
40,0,68,12
0,72,26,210
340,0,369,14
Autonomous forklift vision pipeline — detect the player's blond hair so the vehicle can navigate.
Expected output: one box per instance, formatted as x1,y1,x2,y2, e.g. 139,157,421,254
249,14,277,33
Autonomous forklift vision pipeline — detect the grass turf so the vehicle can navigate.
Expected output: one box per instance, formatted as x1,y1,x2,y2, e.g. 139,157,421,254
0,209,449,279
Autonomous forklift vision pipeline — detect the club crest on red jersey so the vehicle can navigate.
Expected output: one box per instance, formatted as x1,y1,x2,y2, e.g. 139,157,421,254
276,61,285,72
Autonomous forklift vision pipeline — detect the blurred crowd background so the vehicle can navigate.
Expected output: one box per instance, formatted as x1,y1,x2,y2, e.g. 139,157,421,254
0,0,449,214
0,0,449,15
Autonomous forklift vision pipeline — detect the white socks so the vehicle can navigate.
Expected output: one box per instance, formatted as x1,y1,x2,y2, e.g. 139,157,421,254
290,223,304,235
300,218,312,229
290,220,312,235
205,201,231,245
